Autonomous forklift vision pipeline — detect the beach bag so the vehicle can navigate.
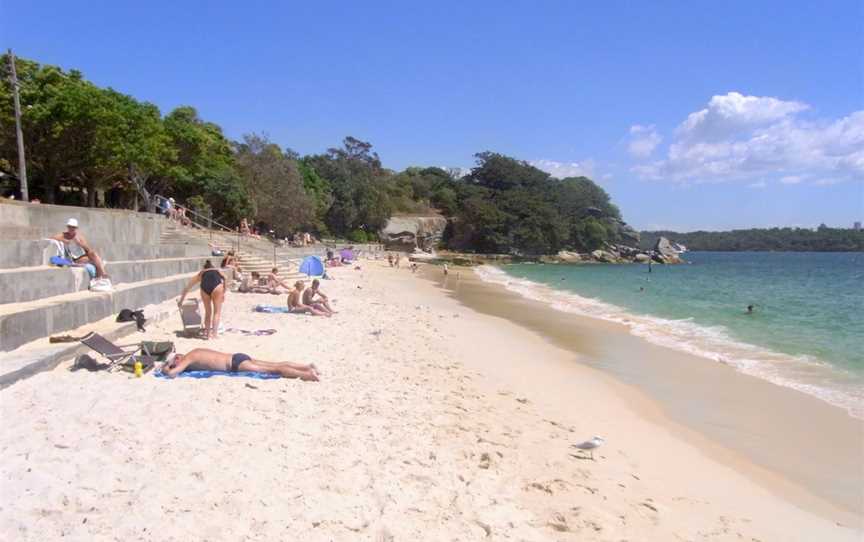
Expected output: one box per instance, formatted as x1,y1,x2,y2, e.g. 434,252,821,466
140,341,174,361
116,308,146,331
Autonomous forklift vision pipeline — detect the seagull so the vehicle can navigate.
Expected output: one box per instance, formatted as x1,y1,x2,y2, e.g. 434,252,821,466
572,436,605,460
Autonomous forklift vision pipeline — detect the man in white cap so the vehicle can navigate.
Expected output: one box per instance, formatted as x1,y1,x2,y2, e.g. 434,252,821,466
51,218,109,278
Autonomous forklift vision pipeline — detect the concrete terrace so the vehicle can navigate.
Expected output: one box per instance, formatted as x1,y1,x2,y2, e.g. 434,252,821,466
0,199,383,386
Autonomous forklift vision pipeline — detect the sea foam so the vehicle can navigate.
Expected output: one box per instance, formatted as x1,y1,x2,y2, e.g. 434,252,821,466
475,265,864,419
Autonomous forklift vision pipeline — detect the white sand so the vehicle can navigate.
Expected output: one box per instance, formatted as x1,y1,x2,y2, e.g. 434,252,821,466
0,262,859,541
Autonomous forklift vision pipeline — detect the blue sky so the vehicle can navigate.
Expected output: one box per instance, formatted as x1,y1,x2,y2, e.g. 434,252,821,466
1,1,861,230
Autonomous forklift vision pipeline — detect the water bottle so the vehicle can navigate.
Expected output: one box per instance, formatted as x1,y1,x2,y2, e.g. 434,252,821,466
134,360,143,377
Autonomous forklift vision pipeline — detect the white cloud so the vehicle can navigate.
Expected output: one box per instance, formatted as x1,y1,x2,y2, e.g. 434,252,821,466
813,178,842,186
748,180,767,189
627,124,662,157
531,159,596,179
677,92,808,142
780,175,803,184
632,92,864,184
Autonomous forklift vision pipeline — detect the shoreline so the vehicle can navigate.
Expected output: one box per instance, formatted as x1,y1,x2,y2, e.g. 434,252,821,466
0,260,860,540
420,264,863,523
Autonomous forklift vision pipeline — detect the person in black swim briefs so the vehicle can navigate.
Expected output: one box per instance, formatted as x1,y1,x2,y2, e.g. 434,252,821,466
162,348,319,381
178,260,228,340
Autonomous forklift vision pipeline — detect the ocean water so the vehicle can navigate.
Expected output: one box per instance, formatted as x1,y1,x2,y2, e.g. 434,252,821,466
477,252,864,418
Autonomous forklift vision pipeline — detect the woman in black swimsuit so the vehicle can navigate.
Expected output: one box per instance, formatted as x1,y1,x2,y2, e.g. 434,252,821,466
178,260,227,340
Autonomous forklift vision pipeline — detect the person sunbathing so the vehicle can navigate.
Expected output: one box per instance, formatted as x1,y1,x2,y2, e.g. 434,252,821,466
287,281,331,316
162,348,319,381
51,218,110,278
239,271,271,293
302,279,336,315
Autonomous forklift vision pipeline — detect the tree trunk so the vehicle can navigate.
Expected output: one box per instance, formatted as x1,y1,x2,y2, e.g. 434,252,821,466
86,179,97,207
129,165,155,213
43,174,57,204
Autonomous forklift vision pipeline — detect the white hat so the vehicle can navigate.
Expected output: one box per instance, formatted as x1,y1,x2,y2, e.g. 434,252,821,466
66,218,79,228
169,197,175,202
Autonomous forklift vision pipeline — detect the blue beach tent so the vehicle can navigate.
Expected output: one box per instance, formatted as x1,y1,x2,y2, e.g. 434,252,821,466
299,255,325,277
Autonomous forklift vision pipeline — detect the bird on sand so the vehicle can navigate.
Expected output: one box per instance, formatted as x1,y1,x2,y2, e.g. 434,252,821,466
572,436,605,460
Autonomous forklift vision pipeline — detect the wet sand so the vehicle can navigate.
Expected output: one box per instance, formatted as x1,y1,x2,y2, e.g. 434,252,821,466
426,265,864,522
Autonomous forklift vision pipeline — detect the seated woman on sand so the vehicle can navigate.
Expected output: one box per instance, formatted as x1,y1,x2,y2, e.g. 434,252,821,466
287,281,331,317
220,251,238,268
266,267,292,294
162,348,319,381
178,260,229,340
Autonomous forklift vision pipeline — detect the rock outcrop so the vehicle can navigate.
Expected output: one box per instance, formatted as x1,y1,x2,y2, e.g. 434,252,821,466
591,249,622,263
653,236,683,264
381,216,448,251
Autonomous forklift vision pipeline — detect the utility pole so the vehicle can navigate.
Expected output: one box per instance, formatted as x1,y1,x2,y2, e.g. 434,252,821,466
8,49,28,201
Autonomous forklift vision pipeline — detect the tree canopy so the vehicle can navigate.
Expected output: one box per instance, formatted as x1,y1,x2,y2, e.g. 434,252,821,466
1,53,631,253
641,227,864,252
443,153,625,254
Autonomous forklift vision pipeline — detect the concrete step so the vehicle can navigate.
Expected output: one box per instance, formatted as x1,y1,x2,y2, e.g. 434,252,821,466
0,266,90,305
0,240,210,269
0,257,213,305
0,297,180,390
0,272,199,353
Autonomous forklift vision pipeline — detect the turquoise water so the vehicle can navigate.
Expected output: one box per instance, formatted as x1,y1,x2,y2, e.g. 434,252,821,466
478,252,864,418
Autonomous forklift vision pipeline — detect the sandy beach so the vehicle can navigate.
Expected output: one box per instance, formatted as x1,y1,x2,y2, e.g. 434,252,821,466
0,260,860,541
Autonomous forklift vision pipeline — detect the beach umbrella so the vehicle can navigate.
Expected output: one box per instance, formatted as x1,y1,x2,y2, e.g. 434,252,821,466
299,255,325,277
340,248,355,261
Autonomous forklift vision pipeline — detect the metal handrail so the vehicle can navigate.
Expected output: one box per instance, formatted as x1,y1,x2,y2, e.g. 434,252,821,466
153,194,383,265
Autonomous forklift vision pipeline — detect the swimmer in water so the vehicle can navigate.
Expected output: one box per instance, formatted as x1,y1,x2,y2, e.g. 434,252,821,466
746,304,755,314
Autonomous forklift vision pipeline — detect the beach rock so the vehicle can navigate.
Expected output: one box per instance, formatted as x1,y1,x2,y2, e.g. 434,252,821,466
616,245,640,258
591,249,621,263
381,216,448,251
634,253,651,263
653,237,682,264
618,223,641,247
557,250,582,263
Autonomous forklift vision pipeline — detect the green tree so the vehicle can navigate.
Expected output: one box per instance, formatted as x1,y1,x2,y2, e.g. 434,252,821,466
305,137,392,237
157,106,251,224
234,133,314,235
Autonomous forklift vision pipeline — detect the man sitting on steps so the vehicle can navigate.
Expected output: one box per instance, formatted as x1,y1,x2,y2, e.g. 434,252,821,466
51,218,109,279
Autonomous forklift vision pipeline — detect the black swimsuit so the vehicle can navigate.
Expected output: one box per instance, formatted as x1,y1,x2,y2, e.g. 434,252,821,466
200,269,223,295
230,353,251,372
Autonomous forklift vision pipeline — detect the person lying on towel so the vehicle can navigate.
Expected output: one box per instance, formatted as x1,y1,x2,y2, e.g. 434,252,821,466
162,348,319,381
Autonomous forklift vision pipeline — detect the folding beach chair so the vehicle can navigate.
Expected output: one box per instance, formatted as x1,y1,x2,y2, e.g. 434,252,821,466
79,332,156,373
179,298,203,337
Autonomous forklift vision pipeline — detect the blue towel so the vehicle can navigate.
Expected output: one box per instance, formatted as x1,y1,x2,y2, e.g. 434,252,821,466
253,305,292,314
154,369,280,380
50,256,74,267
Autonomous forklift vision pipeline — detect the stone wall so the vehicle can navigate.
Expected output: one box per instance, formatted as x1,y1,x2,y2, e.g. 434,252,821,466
0,200,164,245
